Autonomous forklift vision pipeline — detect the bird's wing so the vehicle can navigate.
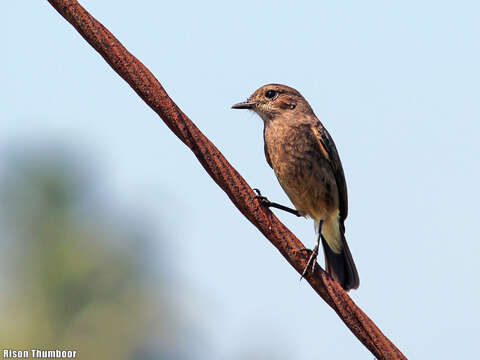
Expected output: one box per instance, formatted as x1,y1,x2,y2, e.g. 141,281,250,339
263,129,273,168
310,122,348,220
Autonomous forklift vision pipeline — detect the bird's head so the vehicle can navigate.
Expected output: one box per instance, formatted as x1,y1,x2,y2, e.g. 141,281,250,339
232,84,314,122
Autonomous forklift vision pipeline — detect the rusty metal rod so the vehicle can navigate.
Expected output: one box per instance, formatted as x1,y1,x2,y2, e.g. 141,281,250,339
46,1,406,359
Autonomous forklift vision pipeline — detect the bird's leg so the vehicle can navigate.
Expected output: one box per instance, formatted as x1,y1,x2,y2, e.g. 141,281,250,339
253,188,301,217
300,220,323,280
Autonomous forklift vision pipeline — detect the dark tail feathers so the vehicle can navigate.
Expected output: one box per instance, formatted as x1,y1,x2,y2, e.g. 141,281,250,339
321,234,359,291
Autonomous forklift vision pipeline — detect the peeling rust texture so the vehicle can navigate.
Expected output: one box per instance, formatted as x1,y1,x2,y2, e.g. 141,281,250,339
46,1,406,359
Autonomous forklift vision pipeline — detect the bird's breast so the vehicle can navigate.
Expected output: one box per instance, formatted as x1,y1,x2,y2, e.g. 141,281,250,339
264,121,339,220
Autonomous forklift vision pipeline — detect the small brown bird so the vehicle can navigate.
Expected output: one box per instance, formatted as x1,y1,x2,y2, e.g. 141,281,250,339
232,84,359,291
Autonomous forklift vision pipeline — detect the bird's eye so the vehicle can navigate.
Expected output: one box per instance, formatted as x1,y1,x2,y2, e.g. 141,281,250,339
265,90,277,99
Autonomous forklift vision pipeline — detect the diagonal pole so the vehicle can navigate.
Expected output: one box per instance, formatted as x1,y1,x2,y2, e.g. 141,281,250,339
46,1,406,358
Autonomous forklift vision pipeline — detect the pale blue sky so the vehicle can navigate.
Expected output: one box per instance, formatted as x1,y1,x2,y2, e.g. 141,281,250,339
2,1,480,358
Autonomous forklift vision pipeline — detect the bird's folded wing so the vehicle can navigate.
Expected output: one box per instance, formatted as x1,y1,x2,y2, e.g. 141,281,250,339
263,129,273,168
310,123,349,221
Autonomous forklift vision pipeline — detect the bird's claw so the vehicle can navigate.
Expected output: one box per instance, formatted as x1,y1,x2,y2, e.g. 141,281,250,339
253,188,272,206
299,245,319,281
295,247,312,255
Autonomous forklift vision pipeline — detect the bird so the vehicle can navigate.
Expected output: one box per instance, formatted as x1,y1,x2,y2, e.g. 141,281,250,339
232,84,359,291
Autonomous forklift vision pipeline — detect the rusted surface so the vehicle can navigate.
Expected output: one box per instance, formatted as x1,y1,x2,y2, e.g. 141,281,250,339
46,1,407,359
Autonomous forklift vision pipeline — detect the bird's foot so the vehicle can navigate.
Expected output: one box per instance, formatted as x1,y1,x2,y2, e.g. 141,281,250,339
252,188,301,217
299,244,319,280
294,247,311,255
253,188,273,207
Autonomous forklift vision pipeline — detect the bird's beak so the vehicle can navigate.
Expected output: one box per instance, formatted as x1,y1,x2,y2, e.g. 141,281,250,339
231,101,258,109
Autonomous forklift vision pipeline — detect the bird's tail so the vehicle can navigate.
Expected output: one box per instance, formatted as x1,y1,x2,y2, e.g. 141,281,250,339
321,230,360,291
